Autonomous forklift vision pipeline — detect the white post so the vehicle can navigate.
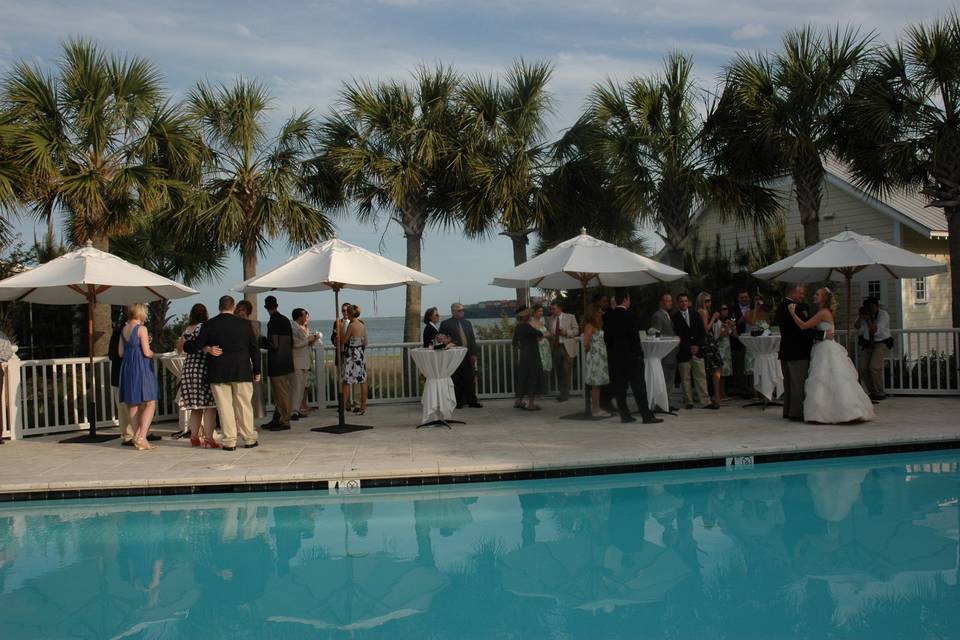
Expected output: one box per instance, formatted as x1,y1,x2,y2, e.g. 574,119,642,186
5,346,22,440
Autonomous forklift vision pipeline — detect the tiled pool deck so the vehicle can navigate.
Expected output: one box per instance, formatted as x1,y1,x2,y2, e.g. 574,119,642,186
1,396,958,499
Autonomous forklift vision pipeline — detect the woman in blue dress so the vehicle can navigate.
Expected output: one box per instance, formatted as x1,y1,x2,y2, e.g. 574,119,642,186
119,303,159,450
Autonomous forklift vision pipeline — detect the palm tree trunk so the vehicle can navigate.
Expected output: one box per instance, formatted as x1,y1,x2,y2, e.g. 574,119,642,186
507,231,530,306
91,233,112,356
662,244,685,270
793,156,824,247
403,231,423,343
44,200,55,248
948,208,960,329
242,246,258,321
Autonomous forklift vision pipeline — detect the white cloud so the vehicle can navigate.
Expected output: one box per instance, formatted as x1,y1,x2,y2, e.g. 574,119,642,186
234,23,252,37
731,24,769,41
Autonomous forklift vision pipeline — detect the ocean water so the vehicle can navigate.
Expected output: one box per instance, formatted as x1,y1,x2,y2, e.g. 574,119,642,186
1,451,958,639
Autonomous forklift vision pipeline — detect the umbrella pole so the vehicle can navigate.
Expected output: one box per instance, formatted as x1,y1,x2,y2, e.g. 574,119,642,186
61,291,117,442
846,273,853,359
582,280,590,418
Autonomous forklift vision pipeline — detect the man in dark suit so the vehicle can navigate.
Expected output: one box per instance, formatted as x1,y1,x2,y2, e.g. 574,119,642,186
603,289,662,424
730,289,751,397
439,303,482,408
673,293,714,409
186,295,262,450
263,295,293,431
775,283,814,421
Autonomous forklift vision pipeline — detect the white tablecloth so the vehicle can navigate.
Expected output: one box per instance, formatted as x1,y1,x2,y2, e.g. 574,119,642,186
641,337,680,411
739,335,783,401
157,353,188,431
410,347,467,423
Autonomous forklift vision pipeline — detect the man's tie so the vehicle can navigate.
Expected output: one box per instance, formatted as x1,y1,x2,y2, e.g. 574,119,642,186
554,316,561,347
457,320,468,348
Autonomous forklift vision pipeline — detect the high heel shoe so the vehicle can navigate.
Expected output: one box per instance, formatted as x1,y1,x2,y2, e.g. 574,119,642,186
202,438,221,449
190,436,202,447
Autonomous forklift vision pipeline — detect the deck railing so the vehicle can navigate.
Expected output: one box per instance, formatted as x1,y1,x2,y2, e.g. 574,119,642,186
1,328,955,440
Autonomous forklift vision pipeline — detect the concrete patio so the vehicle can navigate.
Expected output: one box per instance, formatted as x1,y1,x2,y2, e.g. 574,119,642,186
1,396,958,497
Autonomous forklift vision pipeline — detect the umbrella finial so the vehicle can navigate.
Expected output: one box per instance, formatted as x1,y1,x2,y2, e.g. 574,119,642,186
580,227,587,235
84,240,93,248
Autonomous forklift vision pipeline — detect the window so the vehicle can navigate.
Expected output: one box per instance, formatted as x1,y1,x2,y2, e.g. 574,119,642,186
867,280,882,301
914,277,927,304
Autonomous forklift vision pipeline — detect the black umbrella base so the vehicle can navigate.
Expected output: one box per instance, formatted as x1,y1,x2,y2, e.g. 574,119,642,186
559,411,613,421
417,419,464,429
311,423,373,434
59,433,120,444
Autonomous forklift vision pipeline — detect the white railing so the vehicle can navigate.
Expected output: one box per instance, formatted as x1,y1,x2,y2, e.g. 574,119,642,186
2,328,955,440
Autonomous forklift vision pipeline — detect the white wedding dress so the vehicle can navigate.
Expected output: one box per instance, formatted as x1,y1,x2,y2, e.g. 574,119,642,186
804,321,876,424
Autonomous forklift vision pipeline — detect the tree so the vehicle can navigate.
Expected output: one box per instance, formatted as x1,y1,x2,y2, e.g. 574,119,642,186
184,78,334,319
587,52,780,268
457,60,554,304
709,26,874,247
2,39,200,353
838,12,960,328
317,67,463,341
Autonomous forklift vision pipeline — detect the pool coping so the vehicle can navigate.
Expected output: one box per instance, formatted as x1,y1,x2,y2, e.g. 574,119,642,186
3,437,958,502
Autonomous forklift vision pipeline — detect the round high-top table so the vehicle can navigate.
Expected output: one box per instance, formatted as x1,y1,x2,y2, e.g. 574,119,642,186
641,337,680,413
156,353,189,436
409,347,467,428
738,335,783,405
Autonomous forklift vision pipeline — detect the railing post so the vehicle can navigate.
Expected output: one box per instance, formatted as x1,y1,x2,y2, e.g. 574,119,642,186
5,347,22,440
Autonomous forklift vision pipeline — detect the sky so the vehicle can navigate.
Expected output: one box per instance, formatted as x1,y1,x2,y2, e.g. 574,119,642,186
0,0,953,319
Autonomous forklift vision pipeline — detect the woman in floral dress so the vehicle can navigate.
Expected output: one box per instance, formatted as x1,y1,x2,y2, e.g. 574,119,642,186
177,303,219,448
581,304,611,417
696,292,725,407
342,305,368,415
530,304,552,397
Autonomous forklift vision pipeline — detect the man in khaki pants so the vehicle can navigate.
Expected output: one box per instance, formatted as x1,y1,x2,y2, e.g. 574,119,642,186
855,297,891,402
186,295,261,451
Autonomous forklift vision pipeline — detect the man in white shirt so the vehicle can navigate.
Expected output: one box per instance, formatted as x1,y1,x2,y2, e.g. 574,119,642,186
854,296,891,401
548,301,580,401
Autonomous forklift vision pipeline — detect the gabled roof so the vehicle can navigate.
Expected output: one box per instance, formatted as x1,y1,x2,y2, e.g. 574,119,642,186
690,158,949,239
821,157,948,239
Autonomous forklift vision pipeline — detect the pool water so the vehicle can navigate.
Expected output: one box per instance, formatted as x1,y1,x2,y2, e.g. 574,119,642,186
1,451,958,639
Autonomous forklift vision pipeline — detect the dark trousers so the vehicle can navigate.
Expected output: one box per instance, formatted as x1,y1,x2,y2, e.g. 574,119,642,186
782,359,809,420
452,357,478,407
610,358,654,420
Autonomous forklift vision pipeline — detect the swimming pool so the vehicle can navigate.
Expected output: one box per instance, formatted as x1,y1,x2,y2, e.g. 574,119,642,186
1,451,957,639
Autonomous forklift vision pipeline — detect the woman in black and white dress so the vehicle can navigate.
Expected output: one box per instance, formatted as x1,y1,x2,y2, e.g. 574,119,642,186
177,303,219,448
342,305,368,415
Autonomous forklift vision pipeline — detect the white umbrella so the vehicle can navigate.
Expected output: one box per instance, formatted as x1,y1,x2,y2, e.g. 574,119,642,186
236,237,440,433
0,242,198,441
491,228,687,292
491,228,686,418
752,230,947,351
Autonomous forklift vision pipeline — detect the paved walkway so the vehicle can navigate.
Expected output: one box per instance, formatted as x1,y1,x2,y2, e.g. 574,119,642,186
1,396,958,495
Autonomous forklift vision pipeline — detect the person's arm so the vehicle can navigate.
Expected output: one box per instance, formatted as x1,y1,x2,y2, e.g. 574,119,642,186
139,327,155,359
582,323,594,352
118,330,125,359
567,314,580,339
249,324,261,380
788,304,826,330
291,323,308,348
874,310,890,337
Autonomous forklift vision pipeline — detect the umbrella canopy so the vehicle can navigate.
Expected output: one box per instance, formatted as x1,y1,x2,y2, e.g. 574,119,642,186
237,237,440,293
0,242,198,304
752,230,947,283
491,229,686,290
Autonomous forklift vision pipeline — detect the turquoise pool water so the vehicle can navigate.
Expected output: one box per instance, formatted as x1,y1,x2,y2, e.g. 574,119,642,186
1,451,958,639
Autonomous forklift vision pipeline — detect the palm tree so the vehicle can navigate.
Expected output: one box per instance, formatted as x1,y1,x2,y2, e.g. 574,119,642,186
184,78,334,319
838,12,960,328
708,26,874,247
457,60,554,304
587,52,781,268
317,66,463,341
2,39,200,353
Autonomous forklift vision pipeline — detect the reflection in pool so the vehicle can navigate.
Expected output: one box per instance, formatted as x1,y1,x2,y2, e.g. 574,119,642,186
0,452,958,639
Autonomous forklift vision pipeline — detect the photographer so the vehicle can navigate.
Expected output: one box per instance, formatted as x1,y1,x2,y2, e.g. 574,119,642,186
854,296,891,401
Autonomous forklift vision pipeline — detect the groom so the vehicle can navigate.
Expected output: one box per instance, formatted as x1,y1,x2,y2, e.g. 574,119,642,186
775,283,814,421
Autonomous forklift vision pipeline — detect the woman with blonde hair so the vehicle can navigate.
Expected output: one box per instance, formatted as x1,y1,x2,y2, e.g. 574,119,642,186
788,287,875,424
696,292,723,409
581,304,611,417
118,303,159,450
342,305,368,415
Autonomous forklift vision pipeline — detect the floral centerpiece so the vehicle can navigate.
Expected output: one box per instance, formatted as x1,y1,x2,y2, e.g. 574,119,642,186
432,333,452,349
646,327,661,338
754,320,770,336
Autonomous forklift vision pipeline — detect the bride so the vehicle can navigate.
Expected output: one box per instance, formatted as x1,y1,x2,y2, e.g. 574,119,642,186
788,288,876,424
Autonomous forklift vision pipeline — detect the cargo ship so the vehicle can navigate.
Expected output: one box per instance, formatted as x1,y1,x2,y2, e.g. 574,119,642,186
461,298,544,319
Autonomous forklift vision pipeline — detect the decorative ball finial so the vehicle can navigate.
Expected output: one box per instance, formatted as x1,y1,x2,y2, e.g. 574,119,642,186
85,240,93,248
580,227,587,235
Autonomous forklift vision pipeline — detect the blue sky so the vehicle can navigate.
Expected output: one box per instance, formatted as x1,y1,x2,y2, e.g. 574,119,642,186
0,0,951,318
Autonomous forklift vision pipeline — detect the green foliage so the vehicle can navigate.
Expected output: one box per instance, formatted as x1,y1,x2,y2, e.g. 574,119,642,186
476,314,514,340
